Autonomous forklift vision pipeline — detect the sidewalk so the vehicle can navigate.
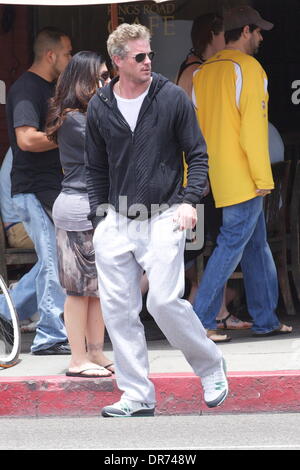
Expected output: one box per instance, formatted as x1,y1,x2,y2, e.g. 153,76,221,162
1,315,300,417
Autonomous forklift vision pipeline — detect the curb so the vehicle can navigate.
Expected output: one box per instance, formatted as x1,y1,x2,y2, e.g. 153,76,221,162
1,371,300,417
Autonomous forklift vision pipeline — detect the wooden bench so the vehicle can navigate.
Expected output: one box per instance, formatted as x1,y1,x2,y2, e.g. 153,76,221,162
0,214,37,284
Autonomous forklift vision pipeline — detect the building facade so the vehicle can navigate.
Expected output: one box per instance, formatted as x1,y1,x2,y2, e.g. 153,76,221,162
1,0,300,162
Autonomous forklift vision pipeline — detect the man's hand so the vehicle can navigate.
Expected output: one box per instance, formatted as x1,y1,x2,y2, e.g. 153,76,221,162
256,189,272,197
173,203,197,231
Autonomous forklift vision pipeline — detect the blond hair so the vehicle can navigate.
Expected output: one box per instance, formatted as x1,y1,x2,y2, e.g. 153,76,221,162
107,23,151,66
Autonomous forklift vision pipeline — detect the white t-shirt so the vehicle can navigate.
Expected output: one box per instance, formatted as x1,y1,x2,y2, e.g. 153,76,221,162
114,83,151,132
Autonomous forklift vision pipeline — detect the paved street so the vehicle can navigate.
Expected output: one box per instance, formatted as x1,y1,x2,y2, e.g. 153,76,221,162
2,413,300,450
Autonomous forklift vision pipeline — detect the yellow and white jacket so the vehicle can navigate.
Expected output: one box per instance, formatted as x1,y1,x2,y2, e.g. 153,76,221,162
192,49,274,208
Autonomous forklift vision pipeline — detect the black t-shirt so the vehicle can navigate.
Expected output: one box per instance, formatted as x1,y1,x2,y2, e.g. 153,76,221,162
6,71,63,207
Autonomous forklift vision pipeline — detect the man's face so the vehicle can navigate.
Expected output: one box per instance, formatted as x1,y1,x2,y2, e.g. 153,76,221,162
247,28,263,55
51,36,72,78
115,38,152,84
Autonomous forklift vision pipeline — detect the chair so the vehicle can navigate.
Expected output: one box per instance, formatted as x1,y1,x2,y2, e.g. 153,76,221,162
288,160,300,304
0,214,37,284
264,160,295,315
197,160,295,315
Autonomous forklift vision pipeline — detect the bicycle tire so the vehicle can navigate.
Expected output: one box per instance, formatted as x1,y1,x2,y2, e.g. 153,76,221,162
0,275,21,368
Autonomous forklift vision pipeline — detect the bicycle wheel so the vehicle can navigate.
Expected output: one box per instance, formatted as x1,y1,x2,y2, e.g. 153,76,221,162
0,275,21,368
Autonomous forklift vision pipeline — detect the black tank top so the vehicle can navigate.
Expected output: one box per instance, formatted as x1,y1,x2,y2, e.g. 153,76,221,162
176,58,203,84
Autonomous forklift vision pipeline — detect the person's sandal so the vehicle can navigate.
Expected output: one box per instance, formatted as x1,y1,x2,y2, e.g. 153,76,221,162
103,362,115,374
252,323,292,337
206,329,232,343
216,313,252,330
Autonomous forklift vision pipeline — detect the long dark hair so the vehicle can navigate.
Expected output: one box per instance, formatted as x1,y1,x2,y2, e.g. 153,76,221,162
191,13,223,58
46,50,104,143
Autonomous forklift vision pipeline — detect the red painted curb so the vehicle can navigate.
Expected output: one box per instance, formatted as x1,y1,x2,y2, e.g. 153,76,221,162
1,371,300,417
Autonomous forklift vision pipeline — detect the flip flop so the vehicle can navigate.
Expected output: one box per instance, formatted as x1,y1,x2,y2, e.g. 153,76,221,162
252,324,293,337
216,314,252,330
66,367,112,378
20,321,38,333
103,362,115,374
206,329,232,343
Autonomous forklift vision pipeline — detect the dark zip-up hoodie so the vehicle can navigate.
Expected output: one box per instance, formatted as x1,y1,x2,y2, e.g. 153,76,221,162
85,72,208,227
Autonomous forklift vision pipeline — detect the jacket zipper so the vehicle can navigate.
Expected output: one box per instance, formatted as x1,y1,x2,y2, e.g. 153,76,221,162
101,89,154,143
114,110,135,143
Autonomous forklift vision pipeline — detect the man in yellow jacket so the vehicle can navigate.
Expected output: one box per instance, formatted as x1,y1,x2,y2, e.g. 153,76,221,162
193,5,292,338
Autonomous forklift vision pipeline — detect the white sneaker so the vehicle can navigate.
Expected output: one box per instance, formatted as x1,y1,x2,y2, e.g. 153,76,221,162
101,398,155,418
201,358,228,408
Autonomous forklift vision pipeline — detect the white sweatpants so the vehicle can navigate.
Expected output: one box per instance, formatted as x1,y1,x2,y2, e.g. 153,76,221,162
93,206,222,404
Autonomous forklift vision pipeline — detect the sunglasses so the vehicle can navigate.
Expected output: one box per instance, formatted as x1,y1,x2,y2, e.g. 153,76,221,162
98,71,110,82
98,70,110,87
130,51,155,63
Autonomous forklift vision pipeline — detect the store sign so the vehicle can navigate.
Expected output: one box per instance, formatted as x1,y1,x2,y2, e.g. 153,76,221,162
105,1,188,80
107,1,176,35
0,80,6,105
291,80,300,105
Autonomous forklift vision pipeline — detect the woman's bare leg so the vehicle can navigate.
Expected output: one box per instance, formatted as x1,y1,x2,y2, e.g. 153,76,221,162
64,295,111,376
86,297,115,372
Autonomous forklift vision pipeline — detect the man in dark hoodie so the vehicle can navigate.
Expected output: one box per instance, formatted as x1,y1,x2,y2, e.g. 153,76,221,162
85,23,228,418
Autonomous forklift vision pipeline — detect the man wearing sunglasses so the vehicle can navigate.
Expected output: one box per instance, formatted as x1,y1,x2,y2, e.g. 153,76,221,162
85,23,228,418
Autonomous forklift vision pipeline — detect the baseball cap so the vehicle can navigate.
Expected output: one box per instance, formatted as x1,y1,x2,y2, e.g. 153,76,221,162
223,5,274,32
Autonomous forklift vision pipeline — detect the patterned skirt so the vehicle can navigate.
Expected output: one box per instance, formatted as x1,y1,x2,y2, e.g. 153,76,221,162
56,227,99,297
